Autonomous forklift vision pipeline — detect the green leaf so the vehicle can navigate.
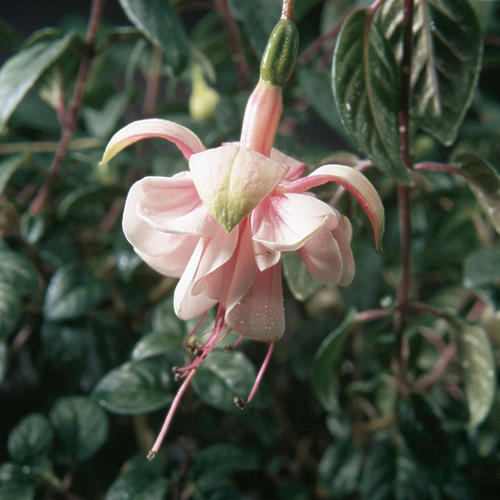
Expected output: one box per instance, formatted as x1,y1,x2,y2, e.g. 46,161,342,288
361,437,396,500
376,0,482,146
0,283,21,340
7,414,53,464
0,31,74,130
318,437,364,498
0,482,35,500
0,248,38,294
311,309,357,412
118,0,189,71
456,322,496,426
0,154,29,194
83,92,130,139
454,153,500,233
92,359,172,415
398,394,450,466
106,454,168,500
43,265,108,321
131,331,184,366
282,252,322,301
298,68,349,140
40,322,90,367
0,340,7,382
49,395,109,465
20,213,48,245
332,8,410,184
191,444,261,493
192,350,265,413
463,247,500,306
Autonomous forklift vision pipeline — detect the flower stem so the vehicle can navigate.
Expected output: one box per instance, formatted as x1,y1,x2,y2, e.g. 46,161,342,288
281,0,294,20
29,0,105,215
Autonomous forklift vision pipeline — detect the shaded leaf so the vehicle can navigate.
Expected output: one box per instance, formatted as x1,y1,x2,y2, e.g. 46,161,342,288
311,309,357,412
398,394,450,466
92,359,172,415
454,153,500,233
83,92,130,139
0,482,35,500
43,265,108,321
361,437,396,500
319,437,363,498
0,31,74,130
20,213,47,245
332,8,410,183
118,0,188,71
40,322,90,367
463,247,500,306
0,340,7,382
456,322,496,426
131,331,184,366
377,0,482,145
106,454,168,500
282,251,322,301
0,283,21,340
0,154,29,194
192,350,265,413
7,414,53,464
0,248,38,294
50,396,109,465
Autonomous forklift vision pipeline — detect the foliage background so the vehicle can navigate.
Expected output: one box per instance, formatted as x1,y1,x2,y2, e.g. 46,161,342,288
1,0,500,498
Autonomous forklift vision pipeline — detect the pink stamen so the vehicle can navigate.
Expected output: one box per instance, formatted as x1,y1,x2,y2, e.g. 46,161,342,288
184,310,208,347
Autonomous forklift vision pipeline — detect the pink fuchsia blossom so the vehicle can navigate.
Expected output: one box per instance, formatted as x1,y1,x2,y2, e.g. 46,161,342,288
102,120,384,343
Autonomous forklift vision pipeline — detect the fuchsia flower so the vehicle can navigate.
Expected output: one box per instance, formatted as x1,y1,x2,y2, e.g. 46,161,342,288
101,16,384,458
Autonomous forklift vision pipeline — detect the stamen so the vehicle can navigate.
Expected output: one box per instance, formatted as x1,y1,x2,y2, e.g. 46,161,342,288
235,342,274,409
184,310,208,347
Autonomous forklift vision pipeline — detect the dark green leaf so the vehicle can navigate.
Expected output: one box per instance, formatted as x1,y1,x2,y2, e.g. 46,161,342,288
0,154,29,194
0,482,35,500
361,437,396,500
456,322,496,426
118,0,189,71
131,331,184,366
106,454,168,500
40,322,90,367
0,340,7,382
7,414,53,464
43,265,107,321
83,92,130,139
332,8,410,183
398,394,450,466
20,213,48,245
57,185,125,219
50,395,109,465
282,252,322,301
464,247,500,306
454,153,500,233
92,359,172,415
319,437,363,498
192,350,264,413
0,32,74,130
377,0,482,145
311,309,357,412
191,444,261,493
0,248,38,294
0,283,21,339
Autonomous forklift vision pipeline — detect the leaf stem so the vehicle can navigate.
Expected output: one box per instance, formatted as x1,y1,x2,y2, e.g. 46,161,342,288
281,0,294,20
29,0,105,215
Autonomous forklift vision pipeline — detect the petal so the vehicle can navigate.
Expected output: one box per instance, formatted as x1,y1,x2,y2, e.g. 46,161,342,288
252,192,338,252
270,148,306,180
283,164,385,250
101,119,205,163
332,215,355,286
189,145,287,233
137,174,219,237
174,240,218,320
253,240,281,272
225,264,284,342
298,219,343,285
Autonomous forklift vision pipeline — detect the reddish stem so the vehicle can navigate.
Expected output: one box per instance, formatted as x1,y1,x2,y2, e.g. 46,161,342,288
281,0,294,20
30,0,105,215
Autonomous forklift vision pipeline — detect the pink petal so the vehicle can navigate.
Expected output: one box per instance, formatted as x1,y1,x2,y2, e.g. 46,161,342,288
283,164,385,250
298,219,343,285
270,148,306,180
137,174,219,237
252,192,338,252
332,215,355,286
174,226,239,320
253,240,280,272
101,119,205,163
225,264,284,342
189,145,287,233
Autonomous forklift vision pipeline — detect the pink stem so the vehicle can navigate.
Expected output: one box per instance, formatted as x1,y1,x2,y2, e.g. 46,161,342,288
246,342,274,405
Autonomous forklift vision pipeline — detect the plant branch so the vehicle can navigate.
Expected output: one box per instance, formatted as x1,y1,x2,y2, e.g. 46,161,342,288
29,0,105,215
216,0,250,89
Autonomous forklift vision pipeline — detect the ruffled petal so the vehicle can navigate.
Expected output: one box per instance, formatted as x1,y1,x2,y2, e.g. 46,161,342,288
298,218,343,285
252,192,338,252
225,264,284,342
136,174,219,237
283,164,384,250
101,119,205,163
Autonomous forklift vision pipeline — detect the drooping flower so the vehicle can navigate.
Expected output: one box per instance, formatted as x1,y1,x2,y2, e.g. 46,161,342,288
101,14,384,459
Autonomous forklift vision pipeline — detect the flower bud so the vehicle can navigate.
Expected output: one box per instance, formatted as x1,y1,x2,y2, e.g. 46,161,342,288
189,65,220,122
